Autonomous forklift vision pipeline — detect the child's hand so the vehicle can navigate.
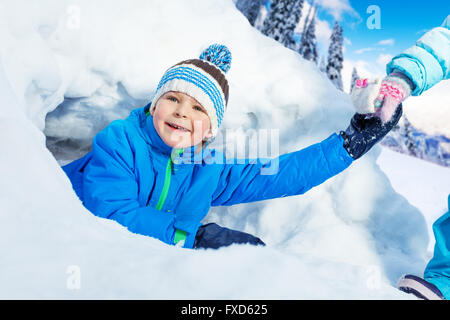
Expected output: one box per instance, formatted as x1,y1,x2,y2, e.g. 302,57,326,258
350,78,382,114
340,104,403,160
373,72,413,123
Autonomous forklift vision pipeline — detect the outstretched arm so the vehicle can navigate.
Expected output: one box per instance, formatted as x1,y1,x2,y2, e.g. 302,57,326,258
386,15,450,96
210,101,406,207
211,133,353,206
370,15,450,123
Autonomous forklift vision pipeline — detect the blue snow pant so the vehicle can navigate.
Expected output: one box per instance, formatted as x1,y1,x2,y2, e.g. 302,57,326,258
424,194,450,299
193,223,265,249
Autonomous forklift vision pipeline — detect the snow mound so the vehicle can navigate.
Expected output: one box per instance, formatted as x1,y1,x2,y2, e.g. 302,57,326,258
0,0,433,299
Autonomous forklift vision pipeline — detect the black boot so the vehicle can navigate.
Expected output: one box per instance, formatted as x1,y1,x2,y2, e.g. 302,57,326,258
398,274,445,300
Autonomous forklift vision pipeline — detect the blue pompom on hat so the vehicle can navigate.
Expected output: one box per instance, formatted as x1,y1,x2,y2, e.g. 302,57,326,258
199,44,232,73
150,44,232,138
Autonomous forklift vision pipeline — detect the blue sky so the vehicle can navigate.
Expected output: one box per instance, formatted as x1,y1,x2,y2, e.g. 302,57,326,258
328,0,449,63
303,0,449,90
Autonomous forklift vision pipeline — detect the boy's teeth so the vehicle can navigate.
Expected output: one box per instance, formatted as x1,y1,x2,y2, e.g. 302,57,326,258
169,123,188,131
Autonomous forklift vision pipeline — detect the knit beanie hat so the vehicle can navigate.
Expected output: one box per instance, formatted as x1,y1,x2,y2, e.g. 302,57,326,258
150,44,232,138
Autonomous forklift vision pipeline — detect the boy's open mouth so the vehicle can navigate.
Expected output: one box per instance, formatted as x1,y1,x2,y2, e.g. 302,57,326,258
166,121,191,132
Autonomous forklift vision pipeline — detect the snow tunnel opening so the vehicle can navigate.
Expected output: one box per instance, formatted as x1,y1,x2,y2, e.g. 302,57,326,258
44,82,148,166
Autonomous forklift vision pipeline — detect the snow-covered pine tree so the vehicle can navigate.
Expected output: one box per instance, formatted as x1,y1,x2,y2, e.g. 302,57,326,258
283,0,305,50
261,0,304,50
235,0,263,26
297,2,312,53
300,2,312,37
401,115,417,156
298,4,318,63
318,55,327,73
326,21,344,90
254,1,269,31
261,0,286,42
386,114,418,157
350,67,359,92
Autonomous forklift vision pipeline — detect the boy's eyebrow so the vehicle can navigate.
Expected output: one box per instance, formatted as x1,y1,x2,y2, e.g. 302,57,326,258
166,91,178,96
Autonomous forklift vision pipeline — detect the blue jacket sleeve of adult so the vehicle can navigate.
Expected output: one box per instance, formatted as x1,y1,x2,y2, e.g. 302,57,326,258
386,15,450,96
211,133,353,206
82,121,178,246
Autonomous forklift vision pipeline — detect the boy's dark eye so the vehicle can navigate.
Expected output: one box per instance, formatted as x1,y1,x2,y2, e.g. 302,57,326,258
194,106,204,112
168,96,178,102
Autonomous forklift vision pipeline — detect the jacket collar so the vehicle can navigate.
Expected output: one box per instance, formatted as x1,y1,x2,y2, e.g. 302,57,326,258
144,111,177,155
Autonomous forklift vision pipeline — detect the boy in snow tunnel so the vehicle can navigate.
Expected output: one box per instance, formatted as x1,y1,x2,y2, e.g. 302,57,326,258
62,42,397,249
62,14,449,298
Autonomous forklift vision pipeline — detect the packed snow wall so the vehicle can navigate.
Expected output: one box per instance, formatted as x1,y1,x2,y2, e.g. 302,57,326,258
0,0,430,299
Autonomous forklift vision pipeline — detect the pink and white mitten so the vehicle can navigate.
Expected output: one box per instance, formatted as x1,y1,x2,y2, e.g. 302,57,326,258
350,78,382,114
373,73,412,123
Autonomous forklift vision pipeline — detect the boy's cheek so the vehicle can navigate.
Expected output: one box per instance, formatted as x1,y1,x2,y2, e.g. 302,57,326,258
193,123,212,142
193,119,211,136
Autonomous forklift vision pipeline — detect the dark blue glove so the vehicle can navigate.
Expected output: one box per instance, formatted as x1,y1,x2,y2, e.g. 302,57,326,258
194,223,265,249
340,104,403,160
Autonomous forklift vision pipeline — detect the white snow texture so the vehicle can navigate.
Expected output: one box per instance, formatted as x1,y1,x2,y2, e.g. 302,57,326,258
0,0,448,299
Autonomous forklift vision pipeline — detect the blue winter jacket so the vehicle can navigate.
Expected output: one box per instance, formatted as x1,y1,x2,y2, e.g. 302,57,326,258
62,104,354,248
387,15,450,96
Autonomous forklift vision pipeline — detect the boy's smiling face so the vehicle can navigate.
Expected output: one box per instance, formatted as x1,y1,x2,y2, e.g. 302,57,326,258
151,91,213,149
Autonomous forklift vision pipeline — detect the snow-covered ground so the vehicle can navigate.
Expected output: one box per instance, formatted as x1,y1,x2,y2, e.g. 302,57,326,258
403,81,450,138
1,0,448,299
377,147,450,253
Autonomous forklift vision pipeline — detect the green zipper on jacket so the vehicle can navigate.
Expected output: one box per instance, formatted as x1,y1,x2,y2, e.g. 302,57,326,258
154,148,186,245
155,148,184,210
144,109,187,246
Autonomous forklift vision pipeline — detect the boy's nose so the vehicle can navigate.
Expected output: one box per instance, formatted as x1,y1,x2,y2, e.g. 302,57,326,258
174,103,189,118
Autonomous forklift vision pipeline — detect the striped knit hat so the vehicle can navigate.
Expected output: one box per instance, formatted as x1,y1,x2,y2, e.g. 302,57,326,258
150,44,232,138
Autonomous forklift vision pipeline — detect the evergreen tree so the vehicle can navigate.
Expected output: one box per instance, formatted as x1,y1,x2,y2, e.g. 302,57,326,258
298,4,318,63
326,21,344,90
253,2,268,31
318,55,327,73
283,0,305,50
298,2,312,53
350,67,359,92
261,0,305,50
300,2,312,38
401,115,417,156
235,0,263,26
